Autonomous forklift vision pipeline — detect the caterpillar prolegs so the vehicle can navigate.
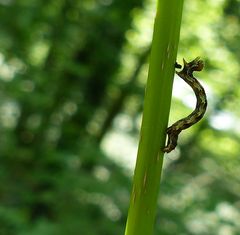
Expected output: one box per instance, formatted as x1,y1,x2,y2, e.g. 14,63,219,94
163,57,207,153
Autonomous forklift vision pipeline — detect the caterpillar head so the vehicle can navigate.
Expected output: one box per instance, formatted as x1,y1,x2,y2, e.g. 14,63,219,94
185,57,204,72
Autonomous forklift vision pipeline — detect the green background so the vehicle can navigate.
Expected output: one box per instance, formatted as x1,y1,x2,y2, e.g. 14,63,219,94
0,0,240,234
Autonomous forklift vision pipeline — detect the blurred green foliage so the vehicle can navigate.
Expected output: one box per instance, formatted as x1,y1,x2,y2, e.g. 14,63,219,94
0,0,143,234
0,0,240,235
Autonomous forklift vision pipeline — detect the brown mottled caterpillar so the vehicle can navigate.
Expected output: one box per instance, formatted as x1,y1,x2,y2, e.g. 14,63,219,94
163,57,207,153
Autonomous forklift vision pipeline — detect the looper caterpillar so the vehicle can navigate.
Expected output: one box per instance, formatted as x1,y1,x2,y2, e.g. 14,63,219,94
163,57,207,153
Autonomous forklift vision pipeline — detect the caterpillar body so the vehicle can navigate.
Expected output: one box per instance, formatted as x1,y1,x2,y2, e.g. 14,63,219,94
163,57,207,153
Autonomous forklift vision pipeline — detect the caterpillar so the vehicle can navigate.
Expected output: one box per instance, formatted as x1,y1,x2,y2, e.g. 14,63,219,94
163,57,207,153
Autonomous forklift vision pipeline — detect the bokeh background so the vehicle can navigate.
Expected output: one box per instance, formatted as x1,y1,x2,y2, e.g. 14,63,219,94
1,0,240,234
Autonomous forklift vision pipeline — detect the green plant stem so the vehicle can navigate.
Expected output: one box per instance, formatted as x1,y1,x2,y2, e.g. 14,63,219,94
124,1,184,235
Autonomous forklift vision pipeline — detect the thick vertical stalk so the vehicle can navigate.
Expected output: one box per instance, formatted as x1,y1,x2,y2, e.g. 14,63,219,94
124,1,184,235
